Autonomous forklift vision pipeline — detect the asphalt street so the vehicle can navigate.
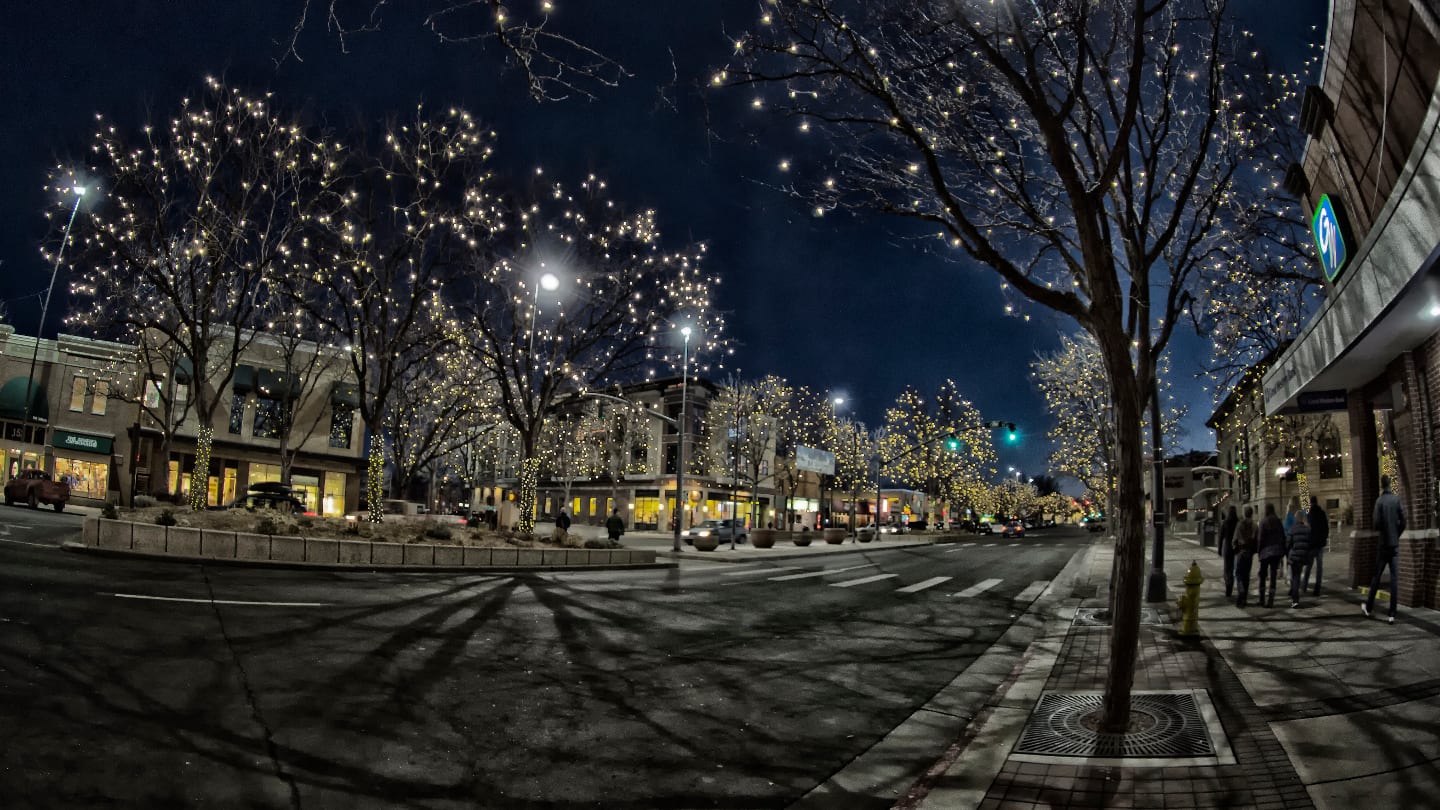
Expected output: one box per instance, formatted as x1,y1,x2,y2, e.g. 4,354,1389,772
0,509,1094,809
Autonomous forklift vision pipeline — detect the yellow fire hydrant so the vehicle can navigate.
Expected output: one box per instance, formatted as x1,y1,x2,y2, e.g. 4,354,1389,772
1176,561,1204,637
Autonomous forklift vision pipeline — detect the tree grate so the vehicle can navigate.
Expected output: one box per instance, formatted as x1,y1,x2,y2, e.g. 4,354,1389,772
1072,606,1167,627
1013,691,1217,759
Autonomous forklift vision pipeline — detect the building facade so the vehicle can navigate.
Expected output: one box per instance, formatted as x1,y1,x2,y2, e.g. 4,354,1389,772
1261,0,1440,607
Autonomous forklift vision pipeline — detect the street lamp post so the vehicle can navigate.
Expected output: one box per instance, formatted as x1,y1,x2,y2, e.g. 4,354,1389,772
22,186,86,444
672,326,692,552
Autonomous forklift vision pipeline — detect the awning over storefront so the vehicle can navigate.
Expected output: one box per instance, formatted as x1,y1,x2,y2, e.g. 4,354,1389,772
257,369,300,400
0,378,49,423
330,381,360,408
174,357,194,385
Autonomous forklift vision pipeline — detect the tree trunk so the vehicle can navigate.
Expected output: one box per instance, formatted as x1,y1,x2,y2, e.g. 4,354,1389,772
517,456,541,534
366,429,385,523
1097,330,1148,734
188,426,213,511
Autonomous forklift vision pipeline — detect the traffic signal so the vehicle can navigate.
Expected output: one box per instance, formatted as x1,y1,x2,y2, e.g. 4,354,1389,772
943,434,962,453
1006,423,1017,442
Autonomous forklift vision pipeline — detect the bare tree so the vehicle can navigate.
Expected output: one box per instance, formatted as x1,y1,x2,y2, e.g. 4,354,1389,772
455,176,728,534
701,374,788,528
729,0,1287,729
284,0,628,101
57,78,345,510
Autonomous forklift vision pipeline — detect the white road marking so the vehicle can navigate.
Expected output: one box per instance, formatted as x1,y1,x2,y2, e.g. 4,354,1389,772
1014,581,1050,602
830,573,899,588
110,593,327,608
982,543,996,548
0,537,53,548
769,564,876,582
945,547,966,554
897,576,953,594
720,565,799,577
955,578,1003,598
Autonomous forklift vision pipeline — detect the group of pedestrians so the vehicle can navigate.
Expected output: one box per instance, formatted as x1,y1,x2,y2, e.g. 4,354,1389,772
1217,494,1329,610
1214,475,1408,622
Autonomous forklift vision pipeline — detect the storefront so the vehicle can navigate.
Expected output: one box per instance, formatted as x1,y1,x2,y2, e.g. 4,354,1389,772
51,429,114,502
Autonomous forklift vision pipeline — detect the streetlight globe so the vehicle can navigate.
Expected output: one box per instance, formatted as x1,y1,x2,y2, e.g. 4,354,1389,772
681,325,692,338
72,186,86,196
539,272,559,291
832,396,845,407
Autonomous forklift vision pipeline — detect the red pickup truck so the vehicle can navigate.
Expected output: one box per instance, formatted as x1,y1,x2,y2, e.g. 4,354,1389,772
5,468,71,512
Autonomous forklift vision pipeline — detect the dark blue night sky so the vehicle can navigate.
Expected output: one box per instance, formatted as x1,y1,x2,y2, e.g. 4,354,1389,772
0,1,1325,482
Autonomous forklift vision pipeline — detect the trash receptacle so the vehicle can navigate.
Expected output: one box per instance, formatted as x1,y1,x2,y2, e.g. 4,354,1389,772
1201,518,1216,547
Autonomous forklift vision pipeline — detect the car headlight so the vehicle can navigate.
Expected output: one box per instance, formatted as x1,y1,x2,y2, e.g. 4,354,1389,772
697,530,711,536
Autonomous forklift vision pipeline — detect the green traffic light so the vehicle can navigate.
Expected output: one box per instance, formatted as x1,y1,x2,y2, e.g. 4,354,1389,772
1007,429,1017,443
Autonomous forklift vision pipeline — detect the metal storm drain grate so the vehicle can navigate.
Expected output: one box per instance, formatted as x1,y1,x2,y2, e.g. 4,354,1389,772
1012,691,1232,766
1072,606,1167,627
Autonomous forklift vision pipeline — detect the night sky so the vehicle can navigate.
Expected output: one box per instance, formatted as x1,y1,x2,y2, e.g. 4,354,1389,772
0,1,1323,483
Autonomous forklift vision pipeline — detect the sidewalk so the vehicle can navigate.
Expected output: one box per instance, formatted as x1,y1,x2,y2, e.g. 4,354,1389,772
910,533,1440,810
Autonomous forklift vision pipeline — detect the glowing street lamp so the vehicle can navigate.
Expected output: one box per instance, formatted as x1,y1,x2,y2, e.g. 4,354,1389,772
672,325,693,551
23,185,86,436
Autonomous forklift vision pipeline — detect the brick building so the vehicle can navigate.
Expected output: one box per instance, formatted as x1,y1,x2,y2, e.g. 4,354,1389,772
1261,0,1440,608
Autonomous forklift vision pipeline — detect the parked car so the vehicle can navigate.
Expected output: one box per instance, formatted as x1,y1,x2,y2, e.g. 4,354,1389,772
5,468,70,512
684,518,747,545
1083,517,1107,533
1002,521,1025,538
984,521,1006,534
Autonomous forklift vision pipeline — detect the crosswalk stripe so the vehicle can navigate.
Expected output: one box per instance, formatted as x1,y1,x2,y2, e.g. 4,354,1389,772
983,543,996,548
945,547,966,554
830,573,899,588
897,576,953,593
769,564,876,582
1014,580,1050,602
955,578,1003,598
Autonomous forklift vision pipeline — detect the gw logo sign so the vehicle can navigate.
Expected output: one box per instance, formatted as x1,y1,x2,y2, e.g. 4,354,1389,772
1311,194,1348,283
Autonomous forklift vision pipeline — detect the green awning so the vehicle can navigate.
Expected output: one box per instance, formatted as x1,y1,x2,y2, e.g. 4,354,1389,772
233,365,256,395
330,382,360,408
257,369,300,400
174,357,194,385
0,378,49,423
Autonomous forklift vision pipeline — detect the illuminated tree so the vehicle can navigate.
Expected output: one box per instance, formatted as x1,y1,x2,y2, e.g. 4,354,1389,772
57,78,346,510
285,0,626,102
303,105,490,522
729,0,1290,728
772,384,828,528
386,342,496,503
878,381,995,527
703,374,789,526
455,176,728,534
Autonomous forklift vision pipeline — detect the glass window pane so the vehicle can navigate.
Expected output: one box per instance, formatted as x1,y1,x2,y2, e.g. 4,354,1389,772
69,377,87,411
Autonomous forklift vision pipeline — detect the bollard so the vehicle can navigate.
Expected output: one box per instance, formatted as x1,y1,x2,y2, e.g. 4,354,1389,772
1175,560,1204,637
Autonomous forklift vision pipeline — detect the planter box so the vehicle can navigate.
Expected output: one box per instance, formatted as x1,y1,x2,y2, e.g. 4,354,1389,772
433,545,464,566
305,538,340,564
270,535,305,563
402,544,435,566
516,549,544,567
336,540,371,565
542,548,569,566
132,523,166,554
371,542,405,565
201,530,237,558
236,533,271,561
823,528,847,545
463,547,493,567
751,529,777,549
693,535,720,551
793,532,813,546
490,547,519,567
97,519,133,550
166,526,201,556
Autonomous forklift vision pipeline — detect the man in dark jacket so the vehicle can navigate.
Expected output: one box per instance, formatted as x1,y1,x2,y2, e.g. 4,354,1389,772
1302,496,1329,596
1285,510,1313,608
605,508,625,544
1364,475,1406,623
1256,503,1287,608
1218,507,1239,597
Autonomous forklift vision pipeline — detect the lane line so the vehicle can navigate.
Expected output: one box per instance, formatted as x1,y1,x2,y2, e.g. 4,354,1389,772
0,537,54,548
982,543,996,548
954,578,1003,598
720,566,799,578
830,573,899,588
1014,580,1050,602
109,593,327,608
769,564,876,582
944,547,966,554
897,576,953,594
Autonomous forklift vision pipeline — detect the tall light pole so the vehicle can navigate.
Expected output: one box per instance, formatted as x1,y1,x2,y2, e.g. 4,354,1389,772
22,185,86,443
830,395,846,532
672,325,692,551
527,270,560,369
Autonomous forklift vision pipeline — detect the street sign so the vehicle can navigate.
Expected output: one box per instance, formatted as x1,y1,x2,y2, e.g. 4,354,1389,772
1311,194,1349,282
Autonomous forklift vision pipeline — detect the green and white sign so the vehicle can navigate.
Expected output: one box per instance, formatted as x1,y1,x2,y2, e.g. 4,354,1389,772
1311,194,1349,283
53,429,113,455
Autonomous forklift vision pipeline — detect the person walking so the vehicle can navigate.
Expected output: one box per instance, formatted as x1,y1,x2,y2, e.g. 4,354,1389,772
1256,503,1287,608
1234,505,1258,608
1285,509,1313,608
1218,506,1239,597
553,509,572,543
1364,475,1406,623
605,508,626,545
1283,496,1300,533
1302,496,1329,596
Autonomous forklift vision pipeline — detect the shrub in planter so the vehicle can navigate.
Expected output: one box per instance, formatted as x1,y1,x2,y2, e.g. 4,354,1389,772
255,516,280,535
133,495,158,508
424,523,453,540
155,509,178,527
101,502,119,520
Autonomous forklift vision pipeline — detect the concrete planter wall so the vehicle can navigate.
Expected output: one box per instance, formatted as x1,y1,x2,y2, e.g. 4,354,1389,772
823,528,847,544
80,518,657,569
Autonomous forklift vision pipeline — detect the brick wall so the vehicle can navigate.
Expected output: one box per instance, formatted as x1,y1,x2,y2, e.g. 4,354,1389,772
1347,395,1380,587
